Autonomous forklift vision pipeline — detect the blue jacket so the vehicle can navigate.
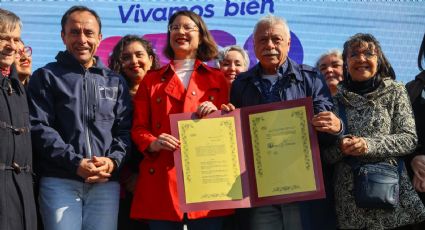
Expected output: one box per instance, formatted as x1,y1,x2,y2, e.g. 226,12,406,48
231,58,338,146
28,51,132,181
231,58,333,113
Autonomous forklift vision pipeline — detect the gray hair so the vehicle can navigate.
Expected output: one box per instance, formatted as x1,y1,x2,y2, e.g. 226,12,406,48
253,15,290,40
315,49,342,69
0,8,22,33
216,45,250,70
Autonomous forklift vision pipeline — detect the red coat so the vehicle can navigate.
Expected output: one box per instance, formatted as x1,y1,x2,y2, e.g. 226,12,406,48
130,60,234,221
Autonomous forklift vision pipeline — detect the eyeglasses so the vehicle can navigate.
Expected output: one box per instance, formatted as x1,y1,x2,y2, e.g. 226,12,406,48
17,46,32,58
349,50,377,61
168,24,198,33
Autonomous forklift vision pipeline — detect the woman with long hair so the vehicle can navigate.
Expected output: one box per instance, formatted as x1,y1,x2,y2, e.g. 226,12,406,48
108,35,159,230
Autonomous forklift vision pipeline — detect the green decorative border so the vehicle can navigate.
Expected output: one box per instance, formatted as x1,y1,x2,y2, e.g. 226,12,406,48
220,119,240,183
272,185,301,193
291,109,311,170
179,122,194,183
200,192,227,200
250,116,265,177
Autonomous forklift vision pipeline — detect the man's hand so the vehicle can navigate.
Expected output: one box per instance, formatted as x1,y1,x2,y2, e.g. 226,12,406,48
413,175,425,192
91,156,115,174
77,158,97,179
84,156,114,183
412,155,425,192
312,111,342,134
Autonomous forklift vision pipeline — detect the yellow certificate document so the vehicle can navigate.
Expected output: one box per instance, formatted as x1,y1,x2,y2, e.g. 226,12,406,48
171,98,325,212
178,117,243,203
249,106,316,197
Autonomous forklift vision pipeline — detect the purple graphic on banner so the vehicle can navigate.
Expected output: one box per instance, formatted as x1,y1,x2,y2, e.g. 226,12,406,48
96,30,303,67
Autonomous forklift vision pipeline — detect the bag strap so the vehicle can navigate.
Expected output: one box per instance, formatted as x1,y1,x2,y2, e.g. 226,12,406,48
337,100,404,173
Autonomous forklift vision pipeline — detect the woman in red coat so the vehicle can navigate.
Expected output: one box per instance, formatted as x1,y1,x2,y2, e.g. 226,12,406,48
130,10,233,230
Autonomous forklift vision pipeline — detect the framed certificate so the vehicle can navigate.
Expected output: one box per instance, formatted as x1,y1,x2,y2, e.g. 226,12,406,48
169,97,325,212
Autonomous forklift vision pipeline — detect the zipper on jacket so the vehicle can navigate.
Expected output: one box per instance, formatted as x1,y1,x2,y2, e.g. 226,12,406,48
83,71,93,159
92,78,98,121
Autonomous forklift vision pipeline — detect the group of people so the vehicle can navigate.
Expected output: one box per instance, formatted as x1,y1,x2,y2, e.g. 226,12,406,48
2,4,425,230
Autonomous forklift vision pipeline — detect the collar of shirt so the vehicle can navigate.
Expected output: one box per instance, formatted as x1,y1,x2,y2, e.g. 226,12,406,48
0,66,11,78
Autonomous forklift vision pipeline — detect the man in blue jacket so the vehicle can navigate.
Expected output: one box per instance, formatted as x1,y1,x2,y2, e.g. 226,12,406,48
28,6,132,230
230,15,341,230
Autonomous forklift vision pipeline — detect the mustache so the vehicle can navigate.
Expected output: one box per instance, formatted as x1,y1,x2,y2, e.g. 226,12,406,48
262,50,280,56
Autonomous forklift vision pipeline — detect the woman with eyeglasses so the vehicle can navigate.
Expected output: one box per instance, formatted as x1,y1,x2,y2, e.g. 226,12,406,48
108,34,159,230
323,33,425,229
14,40,32,86
130,10,232,230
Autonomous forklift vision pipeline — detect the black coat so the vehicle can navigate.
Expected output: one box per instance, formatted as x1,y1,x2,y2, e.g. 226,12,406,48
406,71,425,152
405,71,425,202
0,67,37,230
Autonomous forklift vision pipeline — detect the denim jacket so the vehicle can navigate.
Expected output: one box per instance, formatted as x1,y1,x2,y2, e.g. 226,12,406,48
28,51,132,181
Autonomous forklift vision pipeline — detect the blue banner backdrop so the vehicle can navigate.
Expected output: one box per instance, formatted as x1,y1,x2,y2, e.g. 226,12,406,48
3,0,425,83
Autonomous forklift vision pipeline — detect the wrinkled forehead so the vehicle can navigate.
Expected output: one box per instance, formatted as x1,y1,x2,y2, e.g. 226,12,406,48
66,11,100,30
320,54,342,66
255,22,286,37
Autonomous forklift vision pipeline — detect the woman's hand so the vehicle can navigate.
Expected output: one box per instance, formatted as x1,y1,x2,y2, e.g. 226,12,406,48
148,133,180,152
339,136,368,156
312,111,342,134
221,103,235,112
196,101,217,117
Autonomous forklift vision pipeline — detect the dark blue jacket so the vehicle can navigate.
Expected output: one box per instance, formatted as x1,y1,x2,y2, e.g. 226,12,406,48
231,58,333,114
231,58,340,147
28,51,132,181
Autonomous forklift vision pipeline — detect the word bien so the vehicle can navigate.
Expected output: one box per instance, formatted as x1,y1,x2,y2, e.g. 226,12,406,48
224,0,274,16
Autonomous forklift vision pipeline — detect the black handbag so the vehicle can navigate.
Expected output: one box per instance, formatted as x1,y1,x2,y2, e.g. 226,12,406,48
347,158,402,209
338,100,403,209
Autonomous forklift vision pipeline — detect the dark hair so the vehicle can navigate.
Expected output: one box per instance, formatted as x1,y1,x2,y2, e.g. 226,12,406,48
61,5,102,34
164,10,218,62
342,33,395,87
418,33,425,71
108,35,159,87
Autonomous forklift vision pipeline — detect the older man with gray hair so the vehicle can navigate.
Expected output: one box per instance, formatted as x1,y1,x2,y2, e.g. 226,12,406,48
0,8,37,230
230,15,341,230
